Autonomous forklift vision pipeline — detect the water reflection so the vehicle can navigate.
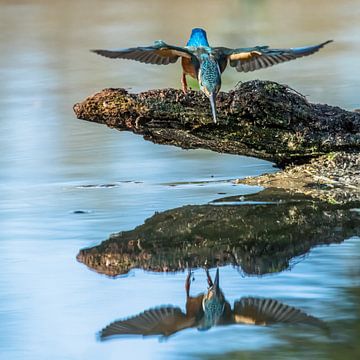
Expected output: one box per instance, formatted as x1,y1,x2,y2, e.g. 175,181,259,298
0,1,359,359
77,189,360,276
201,280,360,360
100,268,327,340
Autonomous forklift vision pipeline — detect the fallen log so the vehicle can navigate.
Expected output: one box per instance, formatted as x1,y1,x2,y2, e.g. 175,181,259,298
73,80,359,167
73,80,359,202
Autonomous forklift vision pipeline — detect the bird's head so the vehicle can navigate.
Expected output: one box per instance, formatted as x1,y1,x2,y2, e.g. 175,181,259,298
186,28,209,47
199,269,225,330
198,56,221,123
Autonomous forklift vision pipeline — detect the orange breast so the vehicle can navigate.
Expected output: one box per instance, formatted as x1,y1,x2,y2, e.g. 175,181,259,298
186,294,204,318
181,57,197,78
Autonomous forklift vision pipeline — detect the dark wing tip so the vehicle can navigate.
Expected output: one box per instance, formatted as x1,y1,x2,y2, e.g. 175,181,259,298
90,49,106,56
317,40,333,48
90,49,124,59
97,329,108,341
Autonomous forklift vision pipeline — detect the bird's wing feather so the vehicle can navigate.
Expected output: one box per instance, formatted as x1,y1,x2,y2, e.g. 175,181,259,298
99,306,195,339
92,41,193,65
216,41,332,73
232,297,327,329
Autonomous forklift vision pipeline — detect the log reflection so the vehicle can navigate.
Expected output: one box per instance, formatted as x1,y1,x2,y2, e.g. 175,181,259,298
77,189,360,276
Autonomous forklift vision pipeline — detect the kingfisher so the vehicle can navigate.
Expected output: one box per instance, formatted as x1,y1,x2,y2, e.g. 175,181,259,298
92,28,332,124
99,268,327,340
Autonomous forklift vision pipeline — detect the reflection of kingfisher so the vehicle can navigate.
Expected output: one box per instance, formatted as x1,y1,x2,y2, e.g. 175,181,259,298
100,268,327,339
92,28,332,123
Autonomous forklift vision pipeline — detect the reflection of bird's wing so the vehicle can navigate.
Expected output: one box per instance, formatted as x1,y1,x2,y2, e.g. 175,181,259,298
100,306,196,339
92,41,193,65
215,40,332,73
232,297,327,329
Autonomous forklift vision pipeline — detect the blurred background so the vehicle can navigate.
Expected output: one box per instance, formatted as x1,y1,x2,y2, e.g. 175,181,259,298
0,1,359,359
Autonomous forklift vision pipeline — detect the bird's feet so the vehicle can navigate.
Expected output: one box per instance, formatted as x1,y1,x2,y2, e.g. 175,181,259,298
185,267,193,298
181,73,188,94
203,261,213,288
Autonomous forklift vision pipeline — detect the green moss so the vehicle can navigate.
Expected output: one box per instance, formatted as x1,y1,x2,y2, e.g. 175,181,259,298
327,197,339,205
327,152,337,160
264,82,283,93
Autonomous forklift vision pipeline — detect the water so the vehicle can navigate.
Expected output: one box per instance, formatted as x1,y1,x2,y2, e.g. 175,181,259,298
0,0,359,359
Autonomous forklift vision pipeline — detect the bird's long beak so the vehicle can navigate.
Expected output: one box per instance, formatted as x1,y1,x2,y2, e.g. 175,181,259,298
209,93,217,124
213,268,220,295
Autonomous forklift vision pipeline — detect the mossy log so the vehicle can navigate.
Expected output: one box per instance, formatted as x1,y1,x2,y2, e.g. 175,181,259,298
74,80,359,167
77,189,360,277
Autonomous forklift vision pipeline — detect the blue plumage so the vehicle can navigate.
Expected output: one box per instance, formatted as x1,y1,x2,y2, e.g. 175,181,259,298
198,58,221,123
291,42,331,55
200,58,221,93
186,28,209,47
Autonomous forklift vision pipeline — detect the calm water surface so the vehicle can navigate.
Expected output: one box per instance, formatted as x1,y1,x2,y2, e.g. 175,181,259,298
0,1,359,359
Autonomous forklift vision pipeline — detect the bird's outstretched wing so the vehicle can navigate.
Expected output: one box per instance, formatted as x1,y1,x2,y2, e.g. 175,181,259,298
215,40,332,72
92,40,193,65
99,306,195,340
232,297,327,329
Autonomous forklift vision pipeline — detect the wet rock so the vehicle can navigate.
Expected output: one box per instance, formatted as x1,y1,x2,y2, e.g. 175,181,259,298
238,151,360,203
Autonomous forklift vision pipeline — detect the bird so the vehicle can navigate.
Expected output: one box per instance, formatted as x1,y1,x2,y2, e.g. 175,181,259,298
92,28,332,124
99,268,328,340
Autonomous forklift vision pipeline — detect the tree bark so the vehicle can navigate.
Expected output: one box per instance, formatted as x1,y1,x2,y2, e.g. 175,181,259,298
73,80,359,167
